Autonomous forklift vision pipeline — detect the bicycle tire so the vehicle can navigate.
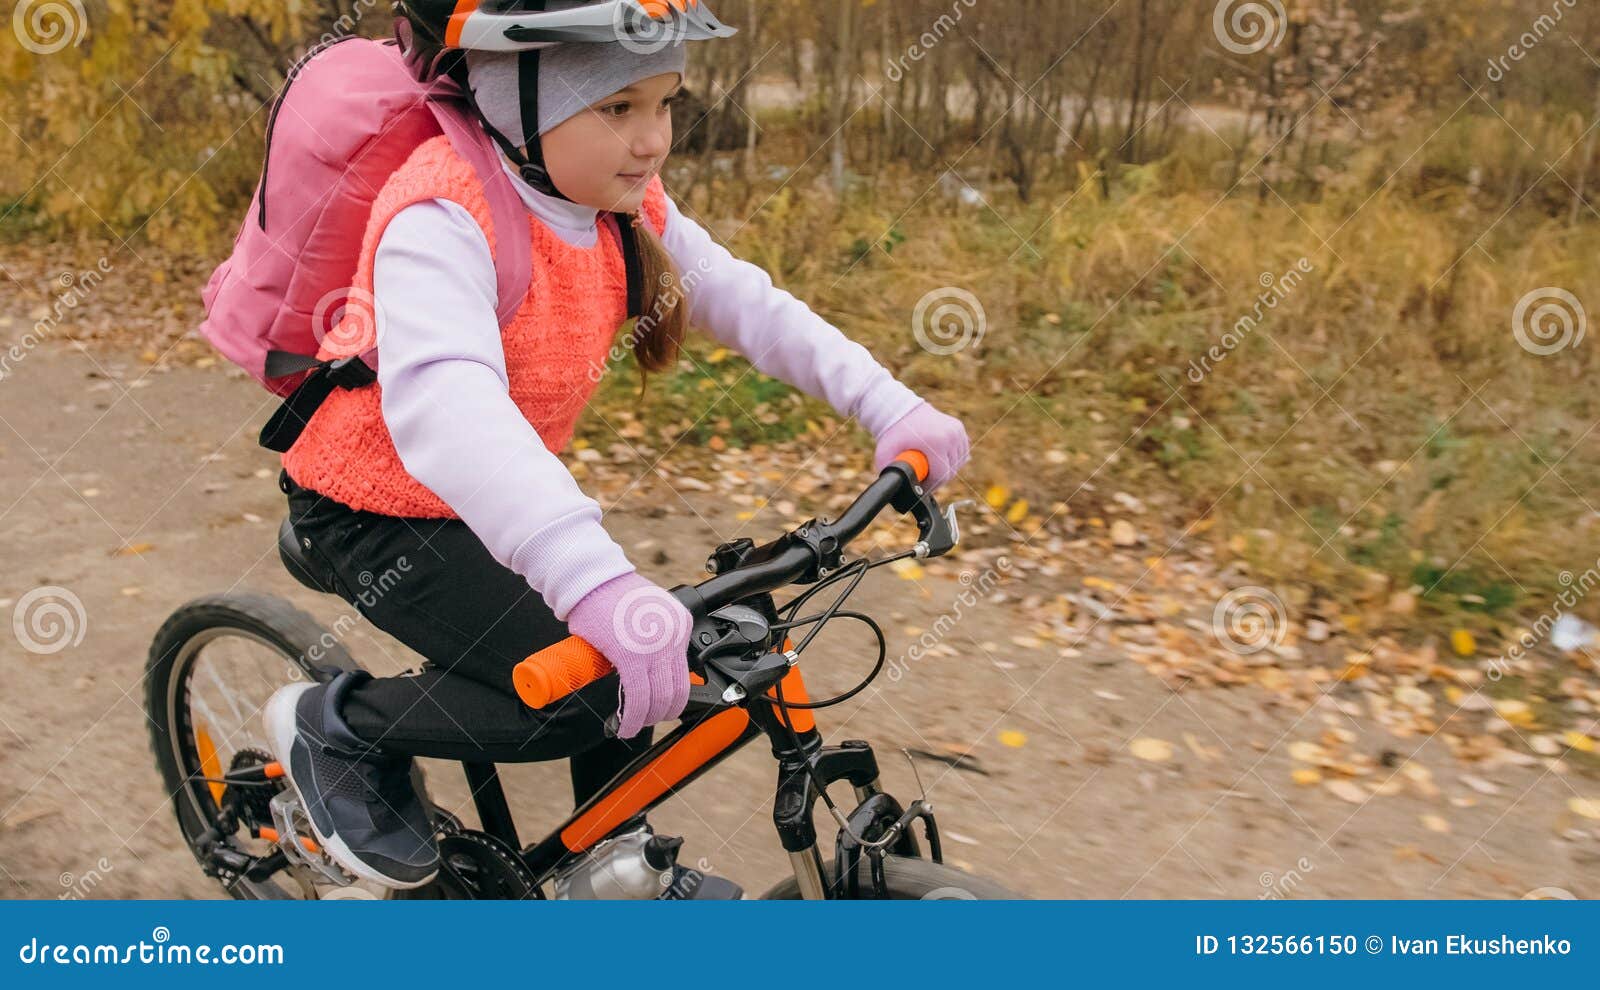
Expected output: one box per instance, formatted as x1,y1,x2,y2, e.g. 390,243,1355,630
759,854,1022,900
145,593,364,899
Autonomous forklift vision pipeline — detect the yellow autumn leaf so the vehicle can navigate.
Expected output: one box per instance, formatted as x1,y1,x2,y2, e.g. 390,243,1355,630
1564,731,1596,753
1493,699,1535,728
998,729,1027,748
985,485,1010,509
890,558,925,581
707,347,731,364
1005,499,1030,525
1287,741,1328,764
1291,768,1322,786
1450,629,1476,657
1130,737,1174,762
1569,797,1600,820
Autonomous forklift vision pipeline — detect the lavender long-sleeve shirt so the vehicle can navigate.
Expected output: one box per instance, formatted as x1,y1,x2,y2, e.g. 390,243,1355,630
372,160,920,620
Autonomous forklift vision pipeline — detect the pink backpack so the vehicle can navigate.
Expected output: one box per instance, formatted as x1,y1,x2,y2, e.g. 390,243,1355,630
197,37,532,451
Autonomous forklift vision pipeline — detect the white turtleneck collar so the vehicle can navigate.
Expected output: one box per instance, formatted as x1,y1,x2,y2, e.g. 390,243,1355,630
496,152,602,248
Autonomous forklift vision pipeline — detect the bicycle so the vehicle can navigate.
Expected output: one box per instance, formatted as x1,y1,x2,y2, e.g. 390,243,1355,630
145,449,1018,899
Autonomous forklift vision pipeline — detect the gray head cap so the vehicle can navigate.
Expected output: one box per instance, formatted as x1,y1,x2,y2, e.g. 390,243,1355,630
466,40,688,148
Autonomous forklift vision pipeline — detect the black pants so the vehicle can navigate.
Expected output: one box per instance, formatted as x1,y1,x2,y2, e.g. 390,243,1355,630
281,471,652,806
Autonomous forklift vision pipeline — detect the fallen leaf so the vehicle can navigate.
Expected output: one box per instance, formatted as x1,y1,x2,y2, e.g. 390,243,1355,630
1130,737,1174,762
1450,629,1476,657
1288,740,1329,764
890,558,925,581
1493,699,1536,728
1569,797,1600,820
1183,731,1220,762
1420,814,1451,834
1110,520,1140,547
1530,735,1562,756
113,542,156,556
1292,768,1323,786
1326,779,1367,804
998,729,1028,749
1563,731,1596,753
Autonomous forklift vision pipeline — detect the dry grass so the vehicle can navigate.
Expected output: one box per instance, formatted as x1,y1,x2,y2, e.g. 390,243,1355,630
598,115,1600,637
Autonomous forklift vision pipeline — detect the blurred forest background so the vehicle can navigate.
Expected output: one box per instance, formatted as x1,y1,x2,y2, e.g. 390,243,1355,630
3,0,1599,646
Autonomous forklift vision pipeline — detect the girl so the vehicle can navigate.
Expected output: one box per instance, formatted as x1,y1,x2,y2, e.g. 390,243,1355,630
261,0,971,892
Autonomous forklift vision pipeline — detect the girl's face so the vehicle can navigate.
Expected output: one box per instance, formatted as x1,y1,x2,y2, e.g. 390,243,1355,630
540,71,681,214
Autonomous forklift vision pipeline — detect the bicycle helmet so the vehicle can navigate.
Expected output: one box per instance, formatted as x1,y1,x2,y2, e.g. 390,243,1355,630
394,0,737,198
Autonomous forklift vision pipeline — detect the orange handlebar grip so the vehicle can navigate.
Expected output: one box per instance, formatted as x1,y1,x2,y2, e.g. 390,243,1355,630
513,636,613,709
893,449,930,483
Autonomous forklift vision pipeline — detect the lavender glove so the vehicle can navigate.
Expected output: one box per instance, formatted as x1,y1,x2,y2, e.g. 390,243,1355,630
871,399,970,491
564,571,693,739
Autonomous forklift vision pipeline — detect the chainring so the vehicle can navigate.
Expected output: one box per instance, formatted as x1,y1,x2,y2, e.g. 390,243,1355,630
392,829,541,900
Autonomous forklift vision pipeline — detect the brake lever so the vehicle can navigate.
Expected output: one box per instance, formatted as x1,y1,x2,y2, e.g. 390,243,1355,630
909,496,973,559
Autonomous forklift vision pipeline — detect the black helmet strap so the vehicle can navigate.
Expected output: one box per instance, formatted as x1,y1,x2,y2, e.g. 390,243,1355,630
447,45,649,320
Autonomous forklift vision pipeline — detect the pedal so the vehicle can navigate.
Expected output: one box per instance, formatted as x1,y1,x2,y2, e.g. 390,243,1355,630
266,790,355,888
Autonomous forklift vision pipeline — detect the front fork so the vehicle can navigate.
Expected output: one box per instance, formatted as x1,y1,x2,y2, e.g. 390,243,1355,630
771,735,941,899
784,775,889,900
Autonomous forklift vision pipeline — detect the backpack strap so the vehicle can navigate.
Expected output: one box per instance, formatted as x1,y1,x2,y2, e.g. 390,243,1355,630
429,98,531,325
257,99,536,454
258,353,377,453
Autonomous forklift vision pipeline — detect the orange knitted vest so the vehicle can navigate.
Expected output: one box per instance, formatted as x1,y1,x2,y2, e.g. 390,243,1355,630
281,135,668,517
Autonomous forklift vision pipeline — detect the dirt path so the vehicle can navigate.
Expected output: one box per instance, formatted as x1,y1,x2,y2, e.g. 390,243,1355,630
0,345,1594,899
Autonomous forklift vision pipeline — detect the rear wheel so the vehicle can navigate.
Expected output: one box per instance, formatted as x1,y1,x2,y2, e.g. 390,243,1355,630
145,593,409,900
760,855,1021,900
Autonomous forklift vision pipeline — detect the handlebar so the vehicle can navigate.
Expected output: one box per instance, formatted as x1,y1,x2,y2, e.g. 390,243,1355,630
511,449,939,710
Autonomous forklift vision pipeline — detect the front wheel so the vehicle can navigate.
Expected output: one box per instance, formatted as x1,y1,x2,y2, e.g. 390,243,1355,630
760,855,1022,900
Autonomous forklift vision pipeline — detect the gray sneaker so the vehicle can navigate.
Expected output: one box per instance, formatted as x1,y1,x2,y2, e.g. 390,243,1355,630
263,670,439,889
